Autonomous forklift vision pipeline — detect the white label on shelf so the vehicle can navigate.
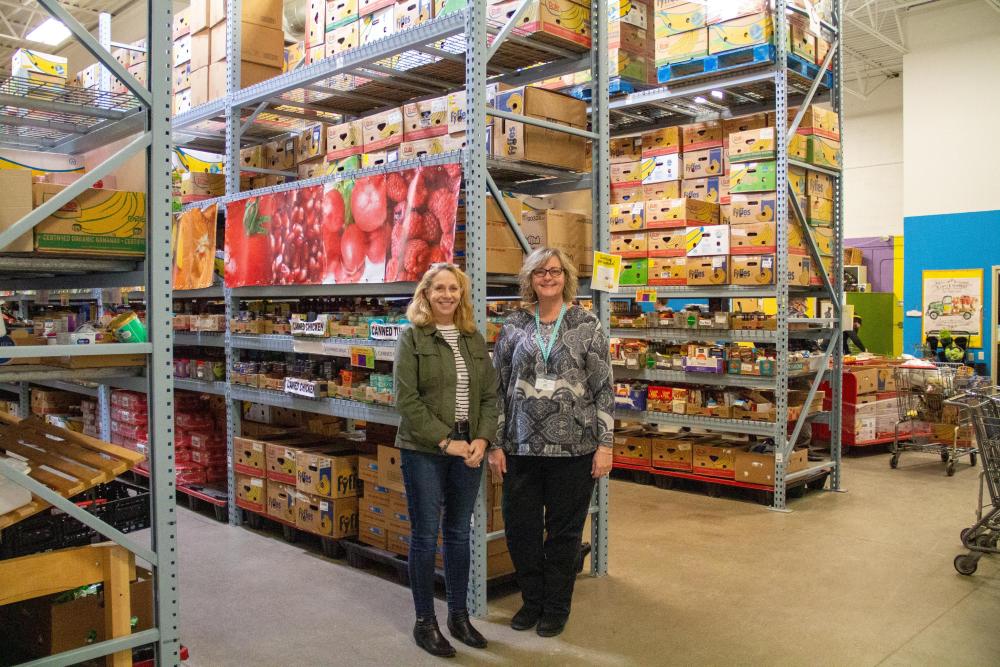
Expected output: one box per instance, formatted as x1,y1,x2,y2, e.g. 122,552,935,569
290,318,327,336
369,320,403,340
775,452,784,464
292,340,326,356
285,377,322,399
324,342,351,358
374,347,395,362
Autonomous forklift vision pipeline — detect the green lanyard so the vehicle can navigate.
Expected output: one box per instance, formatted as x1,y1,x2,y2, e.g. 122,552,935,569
535,304,567,367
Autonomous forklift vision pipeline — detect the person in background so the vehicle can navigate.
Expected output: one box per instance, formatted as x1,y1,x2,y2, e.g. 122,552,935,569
843,315,866,354
393,263,498,658
489,247,614,638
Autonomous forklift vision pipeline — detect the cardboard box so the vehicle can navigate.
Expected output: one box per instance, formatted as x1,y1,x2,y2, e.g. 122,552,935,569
266,481,297,523
611,231,647,258
729,161,776,193
173,35,192,67
325,120,362,160
611,161,644,187
728,192,775,225
808,170,835,200
735,446,808,486
387,529,411,556
686,256,728,285
648,256,687,286
181,171,226,199
190,29,211,70
359,514,389,548
797,105,841,141
651,436,694,471
174,7,192,39
692,443,739,478
295,492,359,538
297,448,359,498
403,97,448,140
31,184,145,256
848,367,879,395
609,18,651,53
265,439,329,483
877,367,897,392
681,121,723,151
0,170,34,252
362,107,404,151
788,132,809,161
610,202,645,232
494,86,588,171
210,21,284,68
728,127,775,163
360,5,395,44
708,11,772,54
655,2,706,37
640,154,682,185
808,194,833,224
682,147,724,178
647,229,686,257
640,181,679,201
377,445,405,492
730,221,780,255
722,112,769,136
326,19,360,53
209,0,284,28
519,207,593,276
610,136,642,164
487,0,592,50
654,27,708,66
620,258,649,286
686,224,729,257
173,62,192,92
681,176,722,203
395,0,432,31
188,65,209,106
612,433,652,464
645,197,719,228
266,136,299,171
234,434,270,474
208,59,281,99
641,126,681,157
190,0,210,32
807,136,842,170
611,185,644,205
787,254,812,286
730,254,775,285
236,473,266,512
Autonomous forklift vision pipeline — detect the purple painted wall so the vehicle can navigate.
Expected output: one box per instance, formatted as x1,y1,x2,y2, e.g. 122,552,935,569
844,236,895,293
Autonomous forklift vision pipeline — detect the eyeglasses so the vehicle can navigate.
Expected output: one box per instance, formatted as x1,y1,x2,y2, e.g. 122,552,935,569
532,268,564,278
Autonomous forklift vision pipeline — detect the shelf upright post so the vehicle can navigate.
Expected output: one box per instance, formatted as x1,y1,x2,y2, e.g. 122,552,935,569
18,382,29,419
830,0,845,491
464,1,490,620
147,0,182,663
590,0,610,577
98,12,112,94
772,0,791,512
223,0,244,526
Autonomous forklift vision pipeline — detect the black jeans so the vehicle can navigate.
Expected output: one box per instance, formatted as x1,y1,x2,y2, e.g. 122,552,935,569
502,453,596,618
400,446,482,619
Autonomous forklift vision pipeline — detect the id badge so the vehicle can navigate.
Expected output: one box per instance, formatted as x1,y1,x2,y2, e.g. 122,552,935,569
535,374,557,394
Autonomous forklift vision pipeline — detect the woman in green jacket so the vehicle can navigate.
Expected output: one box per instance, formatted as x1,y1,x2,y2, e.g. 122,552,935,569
394,262,498,658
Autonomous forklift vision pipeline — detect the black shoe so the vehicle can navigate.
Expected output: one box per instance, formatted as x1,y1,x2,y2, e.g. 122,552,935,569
413,617,456,658
536,613,568,638
510,604,542,631
447,611,487,649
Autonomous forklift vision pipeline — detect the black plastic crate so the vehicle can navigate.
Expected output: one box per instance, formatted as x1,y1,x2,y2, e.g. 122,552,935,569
0,479,150,560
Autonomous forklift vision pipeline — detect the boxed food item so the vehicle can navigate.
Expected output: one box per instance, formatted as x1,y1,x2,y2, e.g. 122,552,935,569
611,185,644,205
210,21,284,68
611,231,648,258
654,28,708,67
377,444,405,492
729,161,776,193
519,207,593,276
326,19,360,54
361,6,395,45
685,224,729,257
30,184,146,256
236,473,266,512
686,256,728,285
648,256,687,286
728,127,775,163
681,176,722,203
730,254,775,286
326,120,363,159
708,11,772,54
297,123,327,162
650,435,695,471
728,193,776,224
642,181,680,201
399,136,448,161
207,60,281,99
266,136,299,171
395,0,432,31
681,121,723,151
682,147,724,178
807,135,842,170
297,448,359,498
640,154,681,184
808,170,835,199
610,136,642,164
265,439,329,483
362,107,404,150
796,105,841,141
494,86,588,171
641,126,681,157
486,0,592,51
612,432,652,465
295,492,359,538
722,112,769,136
620,258,649,286
267,481,298,524
12,49,68,83
647,229,685,257
403,97,448,140
787,254,812,286
645,197,719,228
808,194,833,224
729,221,777,255
735,446,808,486
611,161,644,188
610,202,645,231
655,2,706,37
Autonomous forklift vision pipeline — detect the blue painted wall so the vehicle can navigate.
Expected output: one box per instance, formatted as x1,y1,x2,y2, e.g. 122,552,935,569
903,210,1000,368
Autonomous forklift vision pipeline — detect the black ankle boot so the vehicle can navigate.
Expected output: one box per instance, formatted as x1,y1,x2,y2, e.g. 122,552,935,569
447,611,487,648
413,617,455,657
536,613,568,638
510,604,542,631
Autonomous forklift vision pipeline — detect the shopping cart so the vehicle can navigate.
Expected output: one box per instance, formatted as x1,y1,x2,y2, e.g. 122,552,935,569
891,361,980,475
945,388,1000,575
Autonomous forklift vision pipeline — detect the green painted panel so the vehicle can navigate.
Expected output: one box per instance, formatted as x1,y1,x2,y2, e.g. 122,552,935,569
847,292,895,356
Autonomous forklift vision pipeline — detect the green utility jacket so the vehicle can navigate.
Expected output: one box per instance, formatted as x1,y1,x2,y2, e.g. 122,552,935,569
394,323,499,454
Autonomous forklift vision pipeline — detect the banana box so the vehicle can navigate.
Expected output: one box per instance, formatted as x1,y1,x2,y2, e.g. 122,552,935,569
640,154,681,184
808,194,833,224
395,0,432,31
173,62,192,92
403,96,448,140
789,166,807,197
608,19,649,53
609,48,650,83
360,5,395,45
807,170,835,199
720,203,731,225
611,185,644,205
647,230,686,257
295,492,359,538
267,135,300,171
729,127,775,163
610,136,642,164
488,0,592,50
729,161,776,193
358,453,379,484
173,34,193,67
181,172,225,199
730,254,774,286
651,434,695,471
645,197,719,228
654,1,705,38
811,225,834,255
706,0,768,25
284,41,308,73
788,254,812,286
788,13,817,61
686,256,729,285
327,0,360,29
729,221,776,254
708,11,772,55
620,258,649,286
611,231,648,258
265,438,330,483
796,105,841,141
811,254,835,286
298,123,327,162
641,126,681,157
31,184,146,257
399,136,448,161
297,448,359,498
807,136,842,170
387,529,412,556
12,49,68,83
359,514,388,549
728,193,775,224
327,155,362,176
648,256,687,286
681,121,723,151
610,203,645,232
610,0,649,29
326,18,359,54
377,445,405,492
362,107,404,151
683,148,724,178
681,176,722,203
654,27,708,67
722,112,769,136
267,481,297,524
642,181,680,201
686,224,729,257
611,161,644,187
361,0,394,15
693,443,738,478
236,473,266,513
788,132,809,161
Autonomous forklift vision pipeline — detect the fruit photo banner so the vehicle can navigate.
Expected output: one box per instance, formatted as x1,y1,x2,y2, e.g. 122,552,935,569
225,164,462,288
173,204,218,290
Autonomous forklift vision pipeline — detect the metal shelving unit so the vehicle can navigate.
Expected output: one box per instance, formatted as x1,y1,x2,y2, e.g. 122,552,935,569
169,0,610,618
0,1,179,665
607,0,845,512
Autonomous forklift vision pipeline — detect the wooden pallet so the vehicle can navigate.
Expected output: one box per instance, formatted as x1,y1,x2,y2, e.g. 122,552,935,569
0,413,145,530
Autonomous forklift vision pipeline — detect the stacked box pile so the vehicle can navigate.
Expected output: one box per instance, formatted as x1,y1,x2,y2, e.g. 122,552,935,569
81,398,98,438
176,393,228,486
109,390,148,455
610,105,839,288
654,0,835,79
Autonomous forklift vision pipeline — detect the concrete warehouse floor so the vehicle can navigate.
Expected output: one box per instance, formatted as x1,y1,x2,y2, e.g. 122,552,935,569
167,451,999,666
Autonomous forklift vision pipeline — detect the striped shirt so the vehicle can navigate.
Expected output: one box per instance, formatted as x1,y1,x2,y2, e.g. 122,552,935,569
437,325,470,421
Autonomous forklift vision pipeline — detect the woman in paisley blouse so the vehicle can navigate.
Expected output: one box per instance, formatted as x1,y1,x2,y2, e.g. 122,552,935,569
489,247,614,638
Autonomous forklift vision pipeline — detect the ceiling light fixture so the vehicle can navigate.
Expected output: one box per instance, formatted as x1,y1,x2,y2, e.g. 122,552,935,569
693,96,708,104
711,90,724,99
26,18,71,46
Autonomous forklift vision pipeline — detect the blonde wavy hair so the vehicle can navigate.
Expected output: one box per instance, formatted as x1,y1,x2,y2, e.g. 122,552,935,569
519,247,579,304
406,263,477,334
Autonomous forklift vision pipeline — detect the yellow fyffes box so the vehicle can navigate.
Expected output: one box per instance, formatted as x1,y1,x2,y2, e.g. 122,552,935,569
807,135,842,170
31,184,146,256
655,27,708,66
12,49,68,82
610,203,645,232
654,2,706,38
808,195,834,224
708,12,773,55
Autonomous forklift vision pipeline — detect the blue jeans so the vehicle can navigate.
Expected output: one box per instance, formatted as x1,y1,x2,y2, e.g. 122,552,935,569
400,448,483,619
